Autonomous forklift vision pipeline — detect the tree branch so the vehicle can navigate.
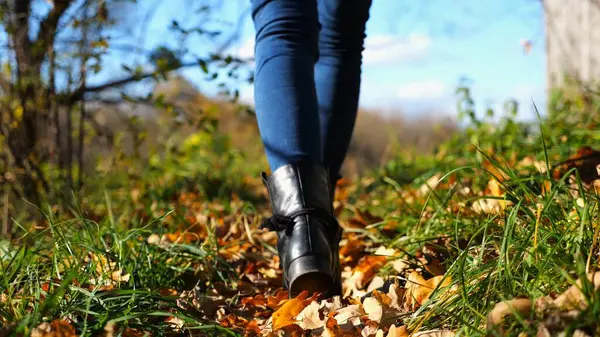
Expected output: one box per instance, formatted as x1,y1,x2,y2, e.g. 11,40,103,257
69,60,203,103
35,0,76,53
10,0,33,75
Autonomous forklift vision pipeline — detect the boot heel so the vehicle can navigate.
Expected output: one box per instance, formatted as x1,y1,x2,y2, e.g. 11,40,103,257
288,255,333,297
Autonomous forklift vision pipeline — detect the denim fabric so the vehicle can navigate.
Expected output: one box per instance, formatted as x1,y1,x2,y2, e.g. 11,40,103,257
250,0,372,182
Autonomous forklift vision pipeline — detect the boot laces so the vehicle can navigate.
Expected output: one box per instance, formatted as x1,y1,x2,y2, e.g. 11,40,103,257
260,208,339,234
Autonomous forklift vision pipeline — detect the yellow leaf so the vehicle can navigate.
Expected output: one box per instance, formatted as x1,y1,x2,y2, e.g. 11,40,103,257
405,272,452,310
91,38,109,49
272,290,312,330
14,106,23,120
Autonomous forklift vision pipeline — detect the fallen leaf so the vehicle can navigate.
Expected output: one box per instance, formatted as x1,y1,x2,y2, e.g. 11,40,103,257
241,294,267,308
267,289,289,310
164,316,185,330
392,259,409,273
121,328,147,337
386,283,406,311
333,304,364,327
486,298,533,333
367,276,386,293
31,320,76,337
363,291,401,325
246,320,262,335
297,300,325,330
345,255,387,295
322,296,344,316
322,317,343,337
553,271,600,310
272,290,314,330
362,323,380,337
404,272,452,310
386,325,408,337
418,174,443,197
483,160,510,182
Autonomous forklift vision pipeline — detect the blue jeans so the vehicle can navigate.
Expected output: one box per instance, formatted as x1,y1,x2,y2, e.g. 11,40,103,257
251,0,372,183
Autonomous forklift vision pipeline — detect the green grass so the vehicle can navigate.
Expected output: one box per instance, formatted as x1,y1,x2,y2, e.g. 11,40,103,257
2,86,600,336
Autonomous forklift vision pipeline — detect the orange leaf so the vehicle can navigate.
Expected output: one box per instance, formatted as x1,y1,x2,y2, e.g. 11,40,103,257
483,160,510,182
241,294,267,307
322,317,344,337
387,325,409,337
266,289,289,310
272,290,313,330
353,255,387,288
245,320,262,335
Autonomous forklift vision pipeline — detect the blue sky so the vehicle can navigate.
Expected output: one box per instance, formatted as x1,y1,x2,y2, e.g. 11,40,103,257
96,0,547,122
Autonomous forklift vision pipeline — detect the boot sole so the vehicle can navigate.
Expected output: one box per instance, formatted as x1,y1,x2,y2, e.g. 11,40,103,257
288,255,334,298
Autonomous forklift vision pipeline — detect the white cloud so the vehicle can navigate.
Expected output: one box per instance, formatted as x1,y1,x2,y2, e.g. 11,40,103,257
396,80,448,100
230,32,432,66
238,84,254,105
233,38,255,60
363,33,432,66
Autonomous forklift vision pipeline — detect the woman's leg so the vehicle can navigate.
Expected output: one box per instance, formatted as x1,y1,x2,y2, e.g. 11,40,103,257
251,0,321,172
315,0,372,184
251,0,341,298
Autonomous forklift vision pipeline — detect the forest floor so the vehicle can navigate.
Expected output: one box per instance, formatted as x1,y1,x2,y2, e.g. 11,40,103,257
2,103,600,337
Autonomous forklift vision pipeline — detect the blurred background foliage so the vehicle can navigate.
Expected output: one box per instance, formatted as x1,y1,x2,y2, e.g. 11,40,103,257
0,0,596,231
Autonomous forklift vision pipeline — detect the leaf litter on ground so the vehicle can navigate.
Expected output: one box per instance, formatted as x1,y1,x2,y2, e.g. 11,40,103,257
4,106,600,337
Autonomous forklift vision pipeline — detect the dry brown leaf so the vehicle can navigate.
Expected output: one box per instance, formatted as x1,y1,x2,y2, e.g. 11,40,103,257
354,255,387,287
103,322,116,337
297,300,325,330
472,179,511,215
121,328,147,337
386,326,408,337
333,304,364,327
272,290,316,330
486,298,533,332
322,296,344,316
404,272,452,310
340,234,367,264
164,316,184,330
386,283,406,311
363,291,401,326
392,259,409,273
31,320,77,337
362,323,381,337
246,320,262,336
418,174,442,197
553,271,600,310
241,294,267,308
344,255,388,296
267,289,289,310
367,276,386,293
321,317,343,337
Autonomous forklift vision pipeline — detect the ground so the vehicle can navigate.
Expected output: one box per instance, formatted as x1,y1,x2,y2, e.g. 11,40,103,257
2,92,600,337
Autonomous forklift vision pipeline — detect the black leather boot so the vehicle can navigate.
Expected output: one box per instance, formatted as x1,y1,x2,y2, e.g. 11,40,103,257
260,160,342,298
